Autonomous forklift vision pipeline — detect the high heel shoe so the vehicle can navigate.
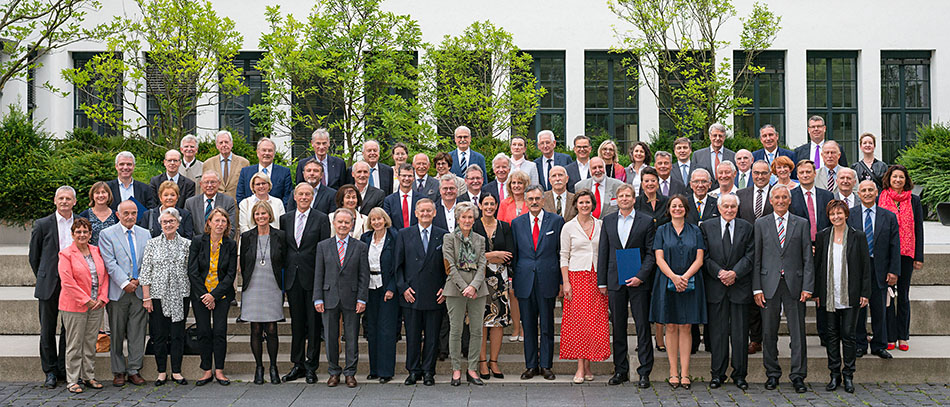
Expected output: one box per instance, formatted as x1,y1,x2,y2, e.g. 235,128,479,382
668,375,680,389
253,366,265,385
451,372,462,387
489,360,504,379
270,365,281,384
680,376,691,390
478,360,490,380
467,372,484,386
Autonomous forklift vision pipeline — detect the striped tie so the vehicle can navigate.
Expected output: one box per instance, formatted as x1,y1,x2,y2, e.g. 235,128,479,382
338,239,346,266
828,169,837,191
777,216,786,247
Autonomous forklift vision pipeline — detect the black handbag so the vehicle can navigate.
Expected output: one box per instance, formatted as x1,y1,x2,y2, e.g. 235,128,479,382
184,324,201,355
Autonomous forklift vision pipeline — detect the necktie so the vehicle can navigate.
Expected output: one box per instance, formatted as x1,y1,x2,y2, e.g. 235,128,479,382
828,168,837,191
777,216,786,247
338,239,346,266
532,216,540,250
263,167,269,175
662,180,669,196
739,173,747,189
459,152,467,170
321,159,327,185
402,194,410,227
681,164,689,184
421,228,429,252
723,221,733,255
555,195,562,216
593,182,602,218
755,189,764,218
295,212,305,246
814,144,821,169
697,200,702,215
499,183,505,200
714,150,721,169
417,179,424,192
205,198,213,219
865,208,874,254
546,159,553,189
126,230,138,279
369,168,376,188
843,195,850,208
767,152,774,165
222,158,230,182
806,191,817,241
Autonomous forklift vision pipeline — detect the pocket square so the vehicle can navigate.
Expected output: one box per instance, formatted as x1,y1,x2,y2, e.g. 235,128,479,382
545,231,554,236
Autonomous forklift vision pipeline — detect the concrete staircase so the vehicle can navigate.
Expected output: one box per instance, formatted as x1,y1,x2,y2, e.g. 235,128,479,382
1,223,949,384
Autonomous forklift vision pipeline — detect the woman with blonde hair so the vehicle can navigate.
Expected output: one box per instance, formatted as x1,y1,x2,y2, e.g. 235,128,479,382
360,207,399,383
497,170,531,223
238,172,284,233
598,139,627,182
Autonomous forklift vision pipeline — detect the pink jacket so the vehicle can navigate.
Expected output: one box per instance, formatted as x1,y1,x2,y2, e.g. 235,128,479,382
58,243,109,313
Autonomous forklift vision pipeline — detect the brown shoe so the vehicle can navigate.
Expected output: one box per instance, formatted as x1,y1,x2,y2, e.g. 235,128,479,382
128,374,146,386
345,376,357,388
747,342,762,355
113,373,126,387
327,374,340,387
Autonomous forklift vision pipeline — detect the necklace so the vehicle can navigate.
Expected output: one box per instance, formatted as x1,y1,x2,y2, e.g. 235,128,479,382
258,234,269,266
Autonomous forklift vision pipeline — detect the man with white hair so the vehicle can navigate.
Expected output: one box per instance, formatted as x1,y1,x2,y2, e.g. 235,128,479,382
179,134,204,183
484,153,512,201
107,151,158,212
542,166,576,221
202,130,250,199
815,140,844,194
296,128,346,190
693,123,736,189
236,137,294,207
710,161,738,198
534,130,573,191
573,157,623,218
149,149,197,208
350,140,393,194
687,168,719,225
734,149,754,189
449,126,487,179
833,167,859,208
183,171,238,238
351,160,386,214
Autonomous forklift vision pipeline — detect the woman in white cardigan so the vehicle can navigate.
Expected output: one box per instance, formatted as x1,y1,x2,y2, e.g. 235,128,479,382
238,172,284,234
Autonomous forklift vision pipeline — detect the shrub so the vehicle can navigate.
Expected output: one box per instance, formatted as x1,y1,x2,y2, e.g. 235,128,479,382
195,132,288,166
0,106,58,225
896,122,950,216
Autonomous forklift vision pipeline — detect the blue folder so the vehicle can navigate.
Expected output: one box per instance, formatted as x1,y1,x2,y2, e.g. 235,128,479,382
616,248,641,286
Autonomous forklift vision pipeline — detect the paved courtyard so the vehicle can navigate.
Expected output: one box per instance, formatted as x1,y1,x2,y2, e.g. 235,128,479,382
0,380,948,406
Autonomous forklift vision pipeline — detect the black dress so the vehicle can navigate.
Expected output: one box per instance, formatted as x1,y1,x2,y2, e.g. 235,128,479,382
473,219,514,328
851,159,888,190
649,222,707,325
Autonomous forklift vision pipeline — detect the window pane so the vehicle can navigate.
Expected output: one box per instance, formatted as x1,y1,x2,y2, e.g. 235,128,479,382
585,59,608,109
585,113,608,136
830,112,857,161
613,113,639,153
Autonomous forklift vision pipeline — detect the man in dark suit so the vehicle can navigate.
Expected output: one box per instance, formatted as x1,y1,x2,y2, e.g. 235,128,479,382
383,164,422,229
149,149,196,208
432,175,460,233
458,165,488,206
412,153,440,201
395,199,447,386
692,124,736,190
686,169,719,225
597,183,655,388
753,184,815,393
350,161,386,215
280,183,331,384
542,166,576,221
654,151,689,198
236,138,294,207
108,151,158,212
673,137,698,187
28,186,75,388
564,135,592,193
511,185,564,381
449,126,487,180
534,130,573,191
752,124,796,181
849,180,900,359
314,209,370,388
483,154,510,201
793,116,848,170
736,160,773,355
701,194,754,390
183,171,238,238
346,140,394,194
296,128,346,189
789,160,833,243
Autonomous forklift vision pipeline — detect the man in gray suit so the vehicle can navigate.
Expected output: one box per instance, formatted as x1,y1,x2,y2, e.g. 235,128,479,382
815,141,844,194
412,153,440,201
183,171,237,238
693,123,736,190
753,184,815,393
314,209,370,388
574,157,622,219
98,200,151,387
542,166,576,221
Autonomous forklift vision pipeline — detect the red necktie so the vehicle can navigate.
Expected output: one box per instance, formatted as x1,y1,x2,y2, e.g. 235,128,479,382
532,216,540,250
593,182,602,218
402,193,410,227
806,191,817,241
714,149,720,169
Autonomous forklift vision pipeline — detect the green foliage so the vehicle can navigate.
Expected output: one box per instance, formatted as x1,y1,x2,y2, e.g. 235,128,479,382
62,0,244,148
195,133,267,165
724,134,763,153
896,123,950,215
0,106,57,225
58,127,166,164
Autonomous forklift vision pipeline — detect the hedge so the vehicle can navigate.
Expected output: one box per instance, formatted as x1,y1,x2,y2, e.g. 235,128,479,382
896,122,950,215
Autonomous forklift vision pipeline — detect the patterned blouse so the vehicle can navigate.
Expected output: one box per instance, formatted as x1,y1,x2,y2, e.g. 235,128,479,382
138,234,191,322
78,208,118,247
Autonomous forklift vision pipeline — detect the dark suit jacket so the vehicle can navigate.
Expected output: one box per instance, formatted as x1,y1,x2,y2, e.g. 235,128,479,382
655,175,689,198
433,200,458,232
789,186,834,240
187,234,237,301
634,193,669,226
511,211,564,299
564,161,588,193
458,190,489,206
414,176,440,201
359,186,386,215
701,218,754,304
534,153,573,190
29,213,73,300
597,210,657,292
752,147,796,175
483,180,502,201
137,207,194,239
236,164,294,208
344,163,394,195
279,209,331,291
813,226,872,308
311,185,337,215
183,192,237,239
361,228,398,293
395,225,447,310
313,236,370,310
149,173,196,208
450,149,487,179
686,195,719,225
692,147,736,190
794,142,848,168
847,205,900,288
107,179,158,211
383,190,422,229
239,227,287,291
297,154,347,190
736,185,773,226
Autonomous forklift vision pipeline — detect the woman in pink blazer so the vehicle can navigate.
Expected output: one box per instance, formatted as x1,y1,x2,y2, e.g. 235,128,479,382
58,217,110,393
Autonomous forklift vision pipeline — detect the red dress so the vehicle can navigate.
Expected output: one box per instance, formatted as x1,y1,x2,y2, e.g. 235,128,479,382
558,220,611,361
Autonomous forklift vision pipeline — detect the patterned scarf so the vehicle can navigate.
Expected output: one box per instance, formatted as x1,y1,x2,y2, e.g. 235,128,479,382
454,228,478,272
879,189,916,258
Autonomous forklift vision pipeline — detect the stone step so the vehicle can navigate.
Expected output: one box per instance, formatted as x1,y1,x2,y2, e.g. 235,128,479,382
0,334,945,383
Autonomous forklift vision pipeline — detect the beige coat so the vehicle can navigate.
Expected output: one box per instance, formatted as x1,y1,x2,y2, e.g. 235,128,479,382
202,153,250,199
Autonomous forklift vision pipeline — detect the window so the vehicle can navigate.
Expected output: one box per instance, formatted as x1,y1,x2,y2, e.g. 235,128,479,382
656,50,707,139
290,78,343,158
807,51,859,160
734,50,785,142
585,51,638,152
881,51,931,163
72,52,122,136
146,53,197,139
220,52,267,145
526,51,566,144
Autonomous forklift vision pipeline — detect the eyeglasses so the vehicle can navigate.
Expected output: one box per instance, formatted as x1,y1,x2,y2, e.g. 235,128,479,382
160,219,178,225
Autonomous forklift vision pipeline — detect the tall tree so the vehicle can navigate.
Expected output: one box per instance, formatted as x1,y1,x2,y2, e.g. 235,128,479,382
609,0,780,137
62,0,245,148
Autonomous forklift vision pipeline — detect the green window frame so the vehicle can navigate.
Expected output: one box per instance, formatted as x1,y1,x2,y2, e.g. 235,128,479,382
526,51,566,145
220,51,267,145
881,51,931,163
72,52,122,136
734,50,786,143
584,51,638,152
806,51,859,161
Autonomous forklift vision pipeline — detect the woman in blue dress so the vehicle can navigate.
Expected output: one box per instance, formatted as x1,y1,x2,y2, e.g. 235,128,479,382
650,194,707,390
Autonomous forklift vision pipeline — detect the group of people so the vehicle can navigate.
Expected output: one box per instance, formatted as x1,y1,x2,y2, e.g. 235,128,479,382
29,116,923,394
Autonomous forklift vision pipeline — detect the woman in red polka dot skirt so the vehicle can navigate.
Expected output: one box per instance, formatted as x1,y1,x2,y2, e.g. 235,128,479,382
558,190,611,383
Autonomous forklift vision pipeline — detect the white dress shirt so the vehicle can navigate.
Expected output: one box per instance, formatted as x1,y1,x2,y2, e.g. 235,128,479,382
553,191,569,218
678,161,692,184
838,192,856,208
736,170,751,189
56,212,74,251
442,201,456,232
368,236,385,290
577,160,590,181
810,141,826,169
694,195,708,217
720,217,734,243
800,185,818,216
541,155,555,185
617,209,636,248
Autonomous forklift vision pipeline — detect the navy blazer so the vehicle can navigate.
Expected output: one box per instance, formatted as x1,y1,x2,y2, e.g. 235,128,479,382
187,234,237,301
297,154,347,190
847,205,900,288
450,149,487,180
148,173,196,208
564,161,587,193
483,180,502,201
107,179,158,211
534,153,573,190
279,208,331,290
361,228,398,293
789,186,834,240
597,210,657,291
686,195,719,225
236,164,294,208
394,225,447,310
137,207,194,240
752,148,797,178
383,190,423,229
510,210,564,299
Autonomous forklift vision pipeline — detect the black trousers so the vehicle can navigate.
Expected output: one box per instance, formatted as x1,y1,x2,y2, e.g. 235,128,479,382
192,297,230,371
856,281,888,352
149,299,185,374
707,299,749,381
887,256,914,342
366,287,399,378
286,279,322,371
404,307,441,375
822,307,859,378
38,288,66,375
607,286,654,377
748,303,763,343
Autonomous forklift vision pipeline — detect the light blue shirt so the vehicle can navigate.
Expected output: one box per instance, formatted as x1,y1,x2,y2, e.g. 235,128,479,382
617,209,636,248
118,178,134,202
862,204,877,236
166,173,179,184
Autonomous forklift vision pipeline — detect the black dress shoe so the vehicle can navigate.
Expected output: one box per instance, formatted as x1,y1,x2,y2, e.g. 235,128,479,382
270,366,281,384
155,378,166,386
282,366,304,382
765,377,779,390
842,376,855,393
607,372,629,385
423,373,435,386
709,377,723,389
195,377,213,386
467,373,484,386
56,371,67,382
792,378,807,393
254,366,265,385
520,368,538,380
855,348,866,358
379,377,392,384
174,377,188,385
305,369,317,384
540,368,555,380
404,373,419,385
637,376,651,388
826,376,840,391
734,378,749,390
217,377,231,386
872,349,893,359
367,374,379,380
44,373,57,389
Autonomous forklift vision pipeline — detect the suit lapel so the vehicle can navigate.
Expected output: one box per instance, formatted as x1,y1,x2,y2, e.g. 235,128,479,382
624,215,639,249
536,213,552,251
340,237,355,271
